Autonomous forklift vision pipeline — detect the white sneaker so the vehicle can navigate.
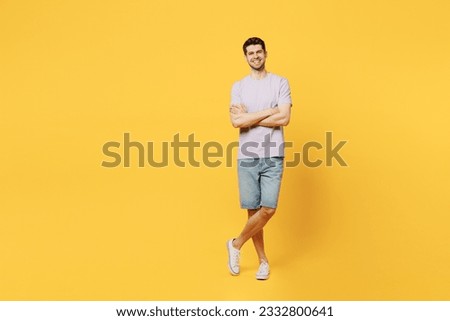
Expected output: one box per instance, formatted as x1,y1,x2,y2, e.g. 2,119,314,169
226,239,240,276
256,261,270,280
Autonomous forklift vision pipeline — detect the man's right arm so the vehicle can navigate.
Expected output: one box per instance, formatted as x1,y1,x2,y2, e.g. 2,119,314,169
229,104,277,128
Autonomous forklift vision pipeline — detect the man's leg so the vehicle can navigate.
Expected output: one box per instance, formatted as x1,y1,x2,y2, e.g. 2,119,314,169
232,206,276,250
248,209,269,263
227,157,280,276
236,157,283,251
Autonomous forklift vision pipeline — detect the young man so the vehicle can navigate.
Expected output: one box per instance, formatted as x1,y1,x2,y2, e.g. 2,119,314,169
227,37,292,280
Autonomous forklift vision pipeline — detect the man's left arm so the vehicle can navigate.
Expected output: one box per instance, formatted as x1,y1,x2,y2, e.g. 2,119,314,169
256,103,291,127
257,77,292,127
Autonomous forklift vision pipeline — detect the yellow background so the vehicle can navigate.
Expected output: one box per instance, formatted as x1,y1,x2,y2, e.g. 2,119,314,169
1,0,449,300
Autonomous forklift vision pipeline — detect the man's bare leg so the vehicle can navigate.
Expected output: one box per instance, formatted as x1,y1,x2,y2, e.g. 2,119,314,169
247,209,269,263
232,206,276,251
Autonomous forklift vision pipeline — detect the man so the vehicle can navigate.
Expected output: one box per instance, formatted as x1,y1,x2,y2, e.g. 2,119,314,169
227,37,292,280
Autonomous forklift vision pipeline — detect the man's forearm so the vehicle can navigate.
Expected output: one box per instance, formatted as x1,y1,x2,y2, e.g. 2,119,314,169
257,113,289,127
257,104,291,127
231,108,275,128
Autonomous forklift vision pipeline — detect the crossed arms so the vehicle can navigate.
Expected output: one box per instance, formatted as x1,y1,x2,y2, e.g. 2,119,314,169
229,103,291,128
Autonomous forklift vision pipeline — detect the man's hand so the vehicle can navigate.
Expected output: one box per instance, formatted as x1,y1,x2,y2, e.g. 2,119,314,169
230,104,247,114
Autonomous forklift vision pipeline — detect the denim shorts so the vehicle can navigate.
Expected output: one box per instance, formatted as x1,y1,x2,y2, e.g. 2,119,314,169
237,157,284,209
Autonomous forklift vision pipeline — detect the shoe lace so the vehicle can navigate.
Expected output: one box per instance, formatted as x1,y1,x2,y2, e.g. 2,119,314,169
231,250,240,264
258,262,269,274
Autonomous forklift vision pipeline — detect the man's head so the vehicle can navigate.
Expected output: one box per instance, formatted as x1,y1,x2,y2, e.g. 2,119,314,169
243,37,267,72
242,37,266,55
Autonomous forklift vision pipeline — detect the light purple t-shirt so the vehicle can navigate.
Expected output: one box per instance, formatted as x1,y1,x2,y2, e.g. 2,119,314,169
230,73,292,159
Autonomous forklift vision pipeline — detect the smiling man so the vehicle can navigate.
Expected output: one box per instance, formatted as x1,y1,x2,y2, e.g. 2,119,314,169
227,37,292,280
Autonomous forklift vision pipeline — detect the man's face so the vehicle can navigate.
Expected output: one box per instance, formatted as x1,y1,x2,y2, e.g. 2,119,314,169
244,44,267,71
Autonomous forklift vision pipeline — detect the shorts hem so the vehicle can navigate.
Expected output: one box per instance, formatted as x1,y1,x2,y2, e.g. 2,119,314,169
260,203,278,209
240,205,260,210
240,204,278,210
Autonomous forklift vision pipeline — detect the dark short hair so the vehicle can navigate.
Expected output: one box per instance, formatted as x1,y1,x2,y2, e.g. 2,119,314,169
242,37,266,54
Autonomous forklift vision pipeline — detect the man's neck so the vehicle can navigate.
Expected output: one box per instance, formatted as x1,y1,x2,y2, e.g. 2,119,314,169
250,68,268,80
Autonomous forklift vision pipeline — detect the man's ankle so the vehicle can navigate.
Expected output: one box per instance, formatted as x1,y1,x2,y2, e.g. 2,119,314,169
232,239,241,250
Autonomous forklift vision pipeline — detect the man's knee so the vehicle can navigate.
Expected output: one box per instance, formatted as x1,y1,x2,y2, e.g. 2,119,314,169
260,206,276,219
247,209,258,218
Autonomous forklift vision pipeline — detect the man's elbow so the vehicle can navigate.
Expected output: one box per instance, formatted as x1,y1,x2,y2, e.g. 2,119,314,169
231,119,243,128
280,117,290,126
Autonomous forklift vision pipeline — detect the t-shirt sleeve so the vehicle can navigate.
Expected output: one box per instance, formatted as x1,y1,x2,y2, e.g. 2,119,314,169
278,78,292,107
230,82,241,107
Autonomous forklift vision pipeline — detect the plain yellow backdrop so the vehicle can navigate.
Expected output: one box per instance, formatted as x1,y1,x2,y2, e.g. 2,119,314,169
1,0,449,300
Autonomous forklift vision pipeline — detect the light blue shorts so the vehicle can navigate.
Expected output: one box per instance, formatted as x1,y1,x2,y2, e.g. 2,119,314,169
237,157,284,209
